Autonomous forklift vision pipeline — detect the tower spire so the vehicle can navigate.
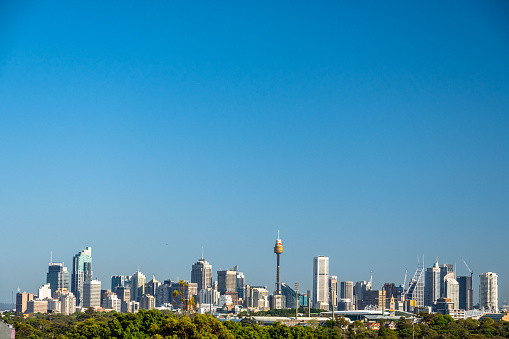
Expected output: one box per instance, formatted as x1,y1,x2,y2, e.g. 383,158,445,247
201,247,204,260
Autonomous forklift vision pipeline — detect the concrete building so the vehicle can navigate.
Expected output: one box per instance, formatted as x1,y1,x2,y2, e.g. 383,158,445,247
38,283,51,300
111,275,131,291
58,292,76,315
245,285,269,311
281,283,297,309
382,283,399,309
27,300,48,314
0,320,15,339
313,256,329,310
217,269,236,295
354,281,370,310
71,247,93,306
140,294,156,310
47,262,69,296
457,276,473,310
16,292,34,313
198,287,219,306
145,276,161,297
191,257,212,293
47,299,61,313
131,270,146,302
116,286,131,313
82,279,101,308
439,264,454,298
329,276,338,311
129,301,139,313
424,260,441,307
340,281,354,310
104,294,121,312
479,272,498,310
444,278,459,309
234,268,245,300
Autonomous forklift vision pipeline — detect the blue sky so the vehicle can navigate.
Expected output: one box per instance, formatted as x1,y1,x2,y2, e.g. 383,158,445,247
1,1,508,306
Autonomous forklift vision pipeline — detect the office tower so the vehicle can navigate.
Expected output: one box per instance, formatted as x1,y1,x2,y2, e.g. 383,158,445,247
235,269,245,300
47,262,69,296
274,231,283,295
38,283,51,300
458,276,473,310
280,283,297,309
116,287,131,313
140,295,156,310
439,264,454,298
444,278,460,309
145,276,161,296
382,283,398,308
425,260,441,307
406,261,425,308
82,279,101,308
217,269,236,295
105,294,121,312
313,256,329,310
340,281,354,310
131,270,146,302
71,247,93,306
16,292,34,313
479,272,498,310
191,257,212,293
354,281,370,310
329,276,338,310
111,275,131,291
58,292,76,315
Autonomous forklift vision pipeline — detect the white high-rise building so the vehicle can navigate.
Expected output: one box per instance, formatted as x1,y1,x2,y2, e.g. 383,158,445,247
479,272,498,310
82,279,101,308
131,270,146,302
313,256,329,310
38,283,52,300
445,278,459,309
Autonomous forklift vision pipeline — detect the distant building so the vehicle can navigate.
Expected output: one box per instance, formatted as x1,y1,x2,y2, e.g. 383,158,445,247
27,300,48,314
439,264,454,298
382,283,399,308
340,281,354,310
104,294,121,312
115,286,131,313
479,272,498,310
38,283,51,300
245,285,269,310
198,287,219,306
58,292,76,315
47,262,69,296
71,247,93,306
444,278,459,309
131,270,146,302
82,279,101,308
16,292,34,313
145,276,161,297
140,294,156,310
217,269,236,295
457,276,473,310
234,268,245,300
313,256,329,310
354,281,370,310
329,276,338,310
424,260,441,307
363,290,384,310
191,258,212,293
111,275,131,291
281,283,297,309
406,262,425,309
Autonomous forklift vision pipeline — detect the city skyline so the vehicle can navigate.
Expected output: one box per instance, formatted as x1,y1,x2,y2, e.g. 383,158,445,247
1,1,508,306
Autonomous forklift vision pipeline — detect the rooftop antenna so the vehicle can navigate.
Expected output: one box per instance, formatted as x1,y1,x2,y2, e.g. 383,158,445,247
277,229,280,240
50,251,53,264
201,247,204,260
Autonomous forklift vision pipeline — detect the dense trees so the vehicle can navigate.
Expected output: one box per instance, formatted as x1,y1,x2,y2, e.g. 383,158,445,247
2,310,509,339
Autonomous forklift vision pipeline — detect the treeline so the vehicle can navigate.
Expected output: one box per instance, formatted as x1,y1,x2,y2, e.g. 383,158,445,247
2,309,509,338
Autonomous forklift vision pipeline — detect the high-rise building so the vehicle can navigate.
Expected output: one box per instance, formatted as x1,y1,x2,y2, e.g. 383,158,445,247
313,256,329,310
274,231,283,295
191,257,212,293
424,260,441,307
340,281,354,310
354,281,370,310
47,263,69,297
38,283,51,300
131,270,146,302
16,292,34,313
382,283,399,308
281,283,297,309
71,247,93,306
479,272,498,310
111,275,131,291
444,278,460,309
329,276,338,310
457,276,473,310
406,262,425,309
439,264,454,298
58,292,76,315
232,266,245,300
115,287,131,313
82,279,101,308
217,269,236,295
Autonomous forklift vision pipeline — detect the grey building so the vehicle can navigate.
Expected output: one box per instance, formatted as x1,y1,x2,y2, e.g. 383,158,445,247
191,258,212,293
313,256,329,310
217,269,236,295
458,276,473,310
439,264,454,298
424,261,440,307
71,247,93,306
47,262,69,297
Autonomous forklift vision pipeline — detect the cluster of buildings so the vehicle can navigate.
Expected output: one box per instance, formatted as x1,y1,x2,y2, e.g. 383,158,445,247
13,236,501,320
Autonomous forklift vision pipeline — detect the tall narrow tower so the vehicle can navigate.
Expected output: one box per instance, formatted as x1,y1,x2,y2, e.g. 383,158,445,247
274,230,283,295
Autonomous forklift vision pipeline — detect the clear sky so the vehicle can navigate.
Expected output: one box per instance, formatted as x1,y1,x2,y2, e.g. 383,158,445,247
1,1,508,306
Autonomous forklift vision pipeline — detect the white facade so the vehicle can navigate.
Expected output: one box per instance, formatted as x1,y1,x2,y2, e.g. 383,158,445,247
218,294,232,306
38,283,52,300
59,293,76,315
198,288,219,306
47,299,61,313
83,279,101,308
313,256,329,309
105,294,122,312
479,272,498,310
445,278,459,309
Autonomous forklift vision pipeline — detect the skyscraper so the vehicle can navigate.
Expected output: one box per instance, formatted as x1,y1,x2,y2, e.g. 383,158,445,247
424,260,441,307
191,257,212,293
313,256,329,310
47,262,69,297
217,269,236,295
340,281,354,302
329,276,338,310
71,247,92,306
82,279,101,308
458,276,473,310
131,270,146,302
439,264,454,298
406,261,425,308
444,278,460,309
479,272,498,310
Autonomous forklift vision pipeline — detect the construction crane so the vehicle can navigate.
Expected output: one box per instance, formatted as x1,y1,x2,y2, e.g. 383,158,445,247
462,257,473,279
